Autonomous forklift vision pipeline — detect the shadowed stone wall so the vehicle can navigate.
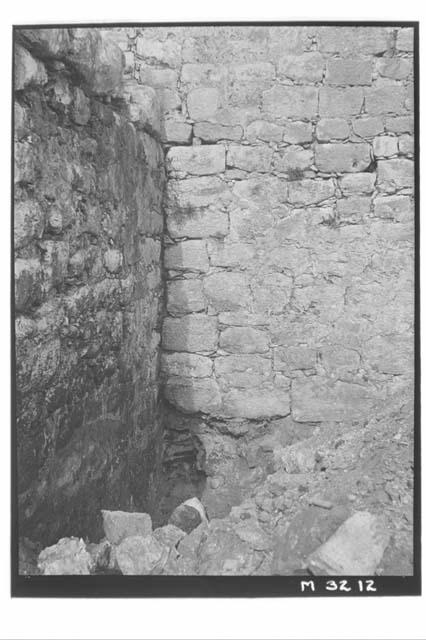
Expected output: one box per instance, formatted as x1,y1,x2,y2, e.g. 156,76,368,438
115,25,415,517
14,28,166,543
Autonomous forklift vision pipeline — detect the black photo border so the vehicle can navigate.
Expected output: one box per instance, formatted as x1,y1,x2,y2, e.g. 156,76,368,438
10,19,421,598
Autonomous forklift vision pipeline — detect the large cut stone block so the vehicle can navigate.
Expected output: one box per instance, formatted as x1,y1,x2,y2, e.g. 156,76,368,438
339,173,376,195
278,52,324,83
162,315,218,353
194,122,242,142
291,377,375,422
262,85,318,119
316,118,350,142
204,272,251,312
246,120,283,143
167,146,225,176
167,279,206,314
220,327,269,354
167,176,231,210
187,87,220,120
325,59,373,85
222,388,290,419
164,377,222,413
161,352,213,378
319,87,364,117
167,209,229,239
377,159,414,192
165,240,209,272
315,143,371,173
364,86,407,116
287,179,335,205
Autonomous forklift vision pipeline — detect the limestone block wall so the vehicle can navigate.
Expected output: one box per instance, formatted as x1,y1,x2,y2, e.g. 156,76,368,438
14,28,166,543
118,25,414,429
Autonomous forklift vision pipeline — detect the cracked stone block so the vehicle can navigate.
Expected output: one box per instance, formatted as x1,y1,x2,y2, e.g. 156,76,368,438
319,87,364,117
246,120,283,143
204,271,251,312
215,354,271,388
288,179,335,205
317,118,350,141
164,376,222,413
165,240,209,272
274,346,317,373
377,57,411,81
291,376,376,422
325,58,373,85
167,145,225,176
227,143,273,172
339,173,376,195
262,85,318,119
222,388,290,419
377,159,414,192
167,279,206,314
278,52,325,83
352,116,385,138
373,195,413,221
220,326,269,354
364,86,407,116
315,143,371,173
162,315,218,353
102,510,152,545
187,87,220,120
161,352,213,378
208,240,256,268
274,146,313,172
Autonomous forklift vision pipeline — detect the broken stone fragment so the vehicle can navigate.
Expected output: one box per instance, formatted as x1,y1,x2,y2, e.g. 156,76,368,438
307,511,390,575
38,537,92,575
101,510,152,545
168,501,203,534
153,524,186,548
86,539,111,573
116,535,168,575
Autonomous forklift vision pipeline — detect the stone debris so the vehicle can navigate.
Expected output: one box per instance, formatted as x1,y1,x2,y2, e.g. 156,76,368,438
116,535,168,575
168,501,203,534
38,537,92,575
102,510,152,545
307,511,391,575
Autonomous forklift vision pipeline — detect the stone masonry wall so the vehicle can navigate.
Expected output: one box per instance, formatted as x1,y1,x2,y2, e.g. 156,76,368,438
14,28,166,543
117,25,415,517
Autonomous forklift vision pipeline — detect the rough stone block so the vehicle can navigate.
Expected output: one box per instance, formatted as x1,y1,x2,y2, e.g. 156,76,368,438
252,273,293,314
222,388,290,419
139,66,178,87
291,376,375,422
104,249,122,274
167,279,206,314
317,27,392,56
325,58,373,85
320,346,360,375
245,120,283,143
187,87,220,120
167,145,225,176
397,28,414,51
385,116,414,134
316,118,350,141
262,86,318,119
288,179,335,205
337,196,371,223
167,176,231,210
220,326,269,354
377,159,414,192
136,35,181,67
215,354,271,388
364,86,407,116
365,334,412,374
167,208,229,239
373,135,399,158
339,173,376,195
204,272,251,312
227,144,273,172
126,83,161,135
102,510,152,545
194,122,242,142
161,352,213,378
164,377,221,413
69,30,125,96
278,52,325,83
15,258,43,312
15,45,48,91
315,143,371,173
373,195,412,221
208,240,256,268
273,146,313,172
14,200,44,249
162,315,218,353
319,87,364,117
163,119,192,144
71,87,91,125
274,346,317,373
116,535,167,575
399,134,414,155
377,57,411,80
181,63,227,86
352,116,384,138
165,240,209,272
282,121,313,144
